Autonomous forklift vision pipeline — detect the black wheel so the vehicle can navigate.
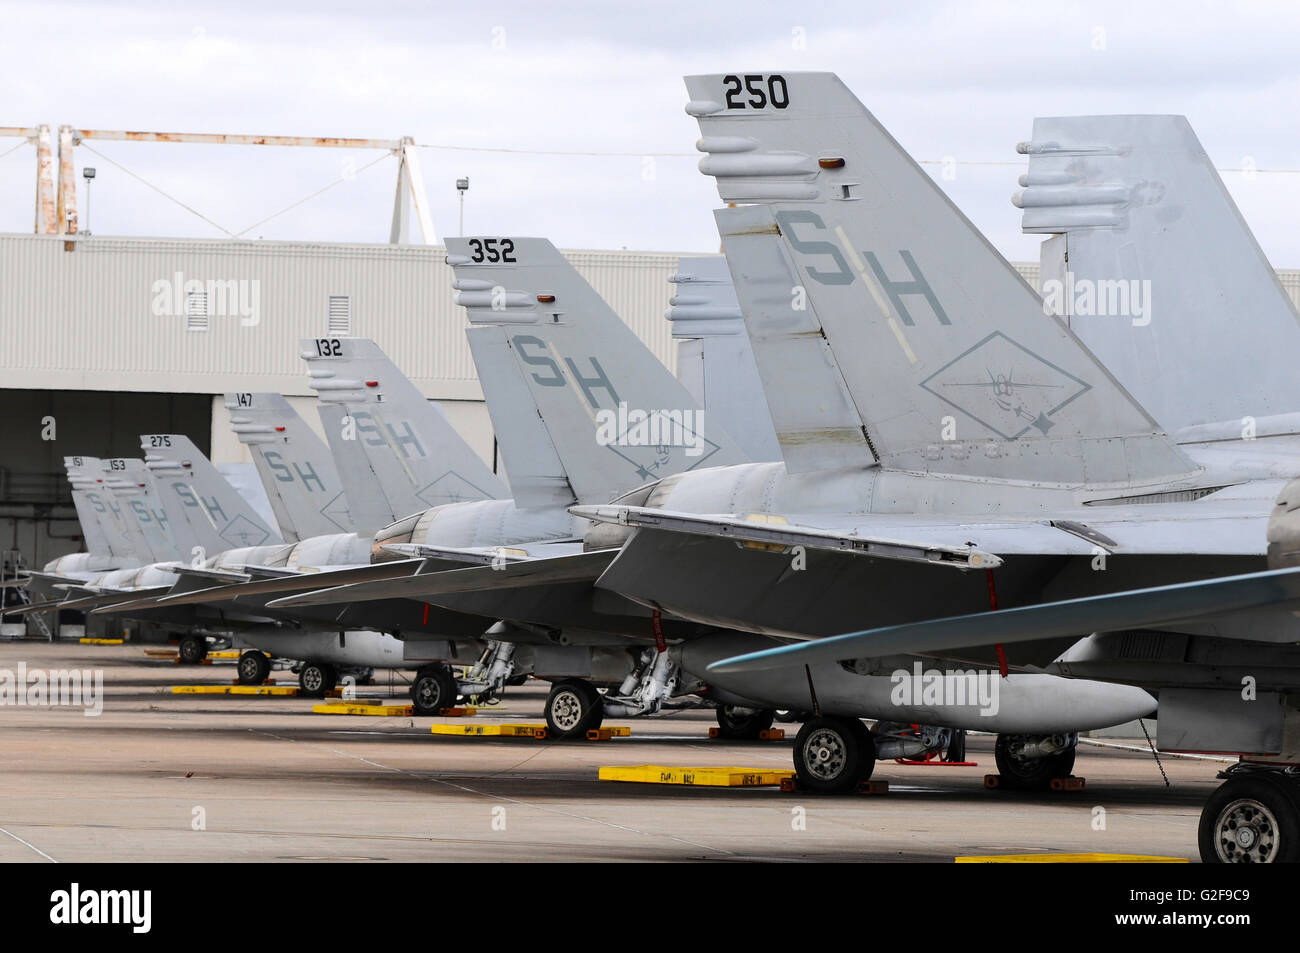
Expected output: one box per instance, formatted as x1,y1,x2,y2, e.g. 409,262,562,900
793,717,875,794
410,665,457,715
177,634,208,664
1199,772,1300,864
994,734,1076,791
544,680,604,739
299,662,337,698
946,729,967,763
236,650,270,685
714,705,776,740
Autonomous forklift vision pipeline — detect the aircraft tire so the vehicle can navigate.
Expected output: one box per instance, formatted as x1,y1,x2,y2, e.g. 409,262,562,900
299,662,337,698
1199,771,1300,863
177,634,207,664
793,717,875,794
236,650,270,685
714,705,776,740
544,679,603,739
994,734,1076,790
411,665,457,715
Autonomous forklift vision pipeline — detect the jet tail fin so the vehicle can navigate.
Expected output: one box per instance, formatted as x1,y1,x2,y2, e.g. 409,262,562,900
225,392,354,540
64,457,117,559
466,326,577,509
141,434,280,558
1017,114,1300,431
688,71,1193,485
667,256,781,462
102,458,180,563
315,403,400,536
302,337,507,519
447,237,750,506
67,457,145,562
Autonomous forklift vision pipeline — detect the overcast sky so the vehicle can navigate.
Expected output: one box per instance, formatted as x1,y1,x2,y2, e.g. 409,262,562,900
4,0,1300,266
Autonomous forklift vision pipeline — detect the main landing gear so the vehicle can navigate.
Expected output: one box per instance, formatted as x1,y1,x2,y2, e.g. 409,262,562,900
236,650,271,685
411,664,458,715
298,662,338,698
1200,765,1300,863
177,634,208,664
714,705,777,740
792,717,877,794
544,679,605,738
993,733,1078,791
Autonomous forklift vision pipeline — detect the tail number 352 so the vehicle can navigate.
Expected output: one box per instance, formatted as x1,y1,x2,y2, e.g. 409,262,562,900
723,74,789,110
469,238,517,263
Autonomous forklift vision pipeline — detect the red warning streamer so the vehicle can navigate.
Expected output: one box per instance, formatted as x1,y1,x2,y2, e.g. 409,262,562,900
987,569,1007,678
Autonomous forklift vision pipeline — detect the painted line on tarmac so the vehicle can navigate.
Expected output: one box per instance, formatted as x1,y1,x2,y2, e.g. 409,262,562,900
0,825,57,862
252,728,735,857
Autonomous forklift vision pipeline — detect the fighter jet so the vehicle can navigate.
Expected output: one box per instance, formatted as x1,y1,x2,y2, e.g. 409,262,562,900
110,254,761,711
9,457,152,635
20,441,283,655
285,76,1300,843
271,235,1160,752
650,75,1300,862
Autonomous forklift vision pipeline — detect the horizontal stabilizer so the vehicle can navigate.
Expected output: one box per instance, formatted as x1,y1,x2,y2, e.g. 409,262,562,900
380,543,536,566
268,548,618,608
571,505,997,570
48,586,174,614
154,558,425,608
708,565,1300,673
151,564,250,584
4,597,72,617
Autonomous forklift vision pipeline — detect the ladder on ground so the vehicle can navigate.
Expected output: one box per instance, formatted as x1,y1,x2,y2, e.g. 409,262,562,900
1,551,52,640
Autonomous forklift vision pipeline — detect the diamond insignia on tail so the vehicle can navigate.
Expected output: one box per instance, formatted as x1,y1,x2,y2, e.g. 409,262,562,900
920,332,1092,440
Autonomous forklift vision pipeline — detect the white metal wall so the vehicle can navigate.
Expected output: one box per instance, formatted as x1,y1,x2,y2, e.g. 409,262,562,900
0,234,687,400
8,234,1300,469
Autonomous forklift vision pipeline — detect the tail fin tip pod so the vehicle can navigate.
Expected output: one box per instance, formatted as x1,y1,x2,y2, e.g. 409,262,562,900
447,237,751,505
686,72,1194,487
1017,114,1300,431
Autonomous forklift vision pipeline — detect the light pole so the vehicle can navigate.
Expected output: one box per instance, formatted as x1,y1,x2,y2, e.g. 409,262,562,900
82,167,96,234
456,177,469,236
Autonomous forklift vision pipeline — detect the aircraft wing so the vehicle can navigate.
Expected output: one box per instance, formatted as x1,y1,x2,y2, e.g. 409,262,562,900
37,586,175,614
151,564,250,583
380,543,543,566
3,596,87,617
268,547,616,608
573,491,1271,561
573,505,1002,568
152,559,426,608
708,565,1300,673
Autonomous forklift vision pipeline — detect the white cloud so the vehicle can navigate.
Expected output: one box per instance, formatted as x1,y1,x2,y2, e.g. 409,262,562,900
2,0,1299,265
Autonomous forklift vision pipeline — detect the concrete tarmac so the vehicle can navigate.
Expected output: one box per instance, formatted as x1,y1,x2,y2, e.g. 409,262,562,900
0,642,1221,862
